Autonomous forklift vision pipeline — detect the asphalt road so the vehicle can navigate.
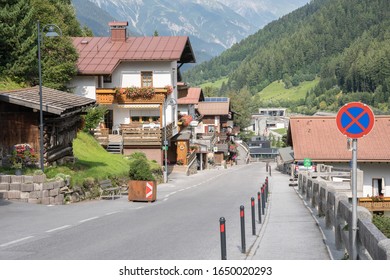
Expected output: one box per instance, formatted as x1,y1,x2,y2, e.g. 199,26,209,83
0,162,270,260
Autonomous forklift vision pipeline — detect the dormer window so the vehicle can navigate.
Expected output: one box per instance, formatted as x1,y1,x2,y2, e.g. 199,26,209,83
141,71,153,87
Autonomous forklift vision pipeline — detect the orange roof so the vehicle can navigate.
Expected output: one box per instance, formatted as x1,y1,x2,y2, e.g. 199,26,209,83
178,88,204,104
197,101,230,116
288,116,390,162
72,36,195,75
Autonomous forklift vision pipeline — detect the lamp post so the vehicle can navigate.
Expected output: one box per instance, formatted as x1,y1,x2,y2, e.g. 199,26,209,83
37,21,62,172
163,97,177,183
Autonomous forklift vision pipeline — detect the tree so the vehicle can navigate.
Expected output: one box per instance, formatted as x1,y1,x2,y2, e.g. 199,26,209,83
1,0,82,90
228,87,253,130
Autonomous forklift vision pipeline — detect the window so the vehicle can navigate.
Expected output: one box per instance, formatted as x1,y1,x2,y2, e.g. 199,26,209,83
141,71,153,87
208,126,215,133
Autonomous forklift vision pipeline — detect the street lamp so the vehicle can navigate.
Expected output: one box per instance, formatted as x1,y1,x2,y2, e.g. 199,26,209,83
163,97,177,183
37,21,62,172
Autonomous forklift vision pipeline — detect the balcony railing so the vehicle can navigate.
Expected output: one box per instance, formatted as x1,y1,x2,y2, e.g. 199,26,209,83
120,122,174,146
96,88,169,104
358,197,390,212
122,127,162,146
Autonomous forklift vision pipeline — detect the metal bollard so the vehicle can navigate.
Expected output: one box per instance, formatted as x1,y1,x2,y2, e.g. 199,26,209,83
219,217,227,260
257,191,262,224
251,197,256,235
261,185,265,215
240,205,246,253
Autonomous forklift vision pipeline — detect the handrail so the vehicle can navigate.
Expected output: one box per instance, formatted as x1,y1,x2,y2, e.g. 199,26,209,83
186,150,197,175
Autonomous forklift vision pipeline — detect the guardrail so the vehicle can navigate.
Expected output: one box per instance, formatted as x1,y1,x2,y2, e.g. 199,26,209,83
298,173,390,259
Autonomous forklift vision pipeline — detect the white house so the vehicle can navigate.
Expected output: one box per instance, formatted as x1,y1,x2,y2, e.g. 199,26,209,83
68,21,196,163
287,116,390,198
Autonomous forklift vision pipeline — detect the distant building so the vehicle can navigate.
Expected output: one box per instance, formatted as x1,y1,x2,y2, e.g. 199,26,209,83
249,108,289,136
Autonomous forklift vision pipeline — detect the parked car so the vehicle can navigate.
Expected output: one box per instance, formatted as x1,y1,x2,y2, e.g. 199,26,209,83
293,161,316,177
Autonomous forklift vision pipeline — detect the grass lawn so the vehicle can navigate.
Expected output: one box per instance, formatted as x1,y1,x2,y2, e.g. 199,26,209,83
257,78,320,102
271,128,287,135
45,132,130,186
199,77,229,89
0,78,25,91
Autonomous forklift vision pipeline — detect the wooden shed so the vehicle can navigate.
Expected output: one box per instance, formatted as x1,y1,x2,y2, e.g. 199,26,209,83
0,86,95,166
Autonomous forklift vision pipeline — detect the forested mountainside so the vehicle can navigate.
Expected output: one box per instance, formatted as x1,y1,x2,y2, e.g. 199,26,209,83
0,0,88,90
183,0,390,115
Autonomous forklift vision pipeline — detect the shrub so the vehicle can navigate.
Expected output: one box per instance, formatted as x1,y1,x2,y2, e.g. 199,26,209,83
129,158,155,181
128,152,148,161
9,143,38,168
373,214,390,238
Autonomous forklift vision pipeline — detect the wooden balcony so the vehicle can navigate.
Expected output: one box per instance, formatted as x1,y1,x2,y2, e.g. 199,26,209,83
96,88,168,104
122,127,162,146
358,197,390,212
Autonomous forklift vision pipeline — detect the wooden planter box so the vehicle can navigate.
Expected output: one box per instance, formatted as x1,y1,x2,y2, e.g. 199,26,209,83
128,180,157,202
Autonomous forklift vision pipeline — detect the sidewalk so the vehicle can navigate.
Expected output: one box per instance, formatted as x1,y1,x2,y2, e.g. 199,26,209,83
248,165,332,260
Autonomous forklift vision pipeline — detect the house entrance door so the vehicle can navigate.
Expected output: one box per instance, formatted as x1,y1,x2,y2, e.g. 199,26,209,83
372,178,384,196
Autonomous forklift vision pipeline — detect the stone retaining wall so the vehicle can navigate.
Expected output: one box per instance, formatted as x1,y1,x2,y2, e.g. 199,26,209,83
0,174,66,205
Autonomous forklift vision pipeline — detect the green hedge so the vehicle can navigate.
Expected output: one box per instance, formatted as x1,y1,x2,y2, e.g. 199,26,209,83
373,215,390,238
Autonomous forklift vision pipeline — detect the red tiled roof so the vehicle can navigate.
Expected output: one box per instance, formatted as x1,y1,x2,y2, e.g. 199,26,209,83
288,116,390,162
178,88,204,104
197,101,230,115
72,36,195,75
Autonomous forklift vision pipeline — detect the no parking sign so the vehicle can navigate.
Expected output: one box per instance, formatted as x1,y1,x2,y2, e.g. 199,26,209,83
336,102,375,138
335,101,375,260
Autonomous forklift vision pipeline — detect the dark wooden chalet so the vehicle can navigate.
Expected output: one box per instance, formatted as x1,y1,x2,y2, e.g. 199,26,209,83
0,86,95,165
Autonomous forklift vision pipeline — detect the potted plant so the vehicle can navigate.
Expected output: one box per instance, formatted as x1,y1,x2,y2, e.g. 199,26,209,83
128,155,157,202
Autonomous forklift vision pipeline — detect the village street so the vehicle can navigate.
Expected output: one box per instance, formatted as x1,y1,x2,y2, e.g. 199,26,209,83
0,162,274,260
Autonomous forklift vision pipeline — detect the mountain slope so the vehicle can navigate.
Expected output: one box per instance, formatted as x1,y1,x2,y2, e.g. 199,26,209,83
71,0,310,62
184,0,389,88
184,0,390,114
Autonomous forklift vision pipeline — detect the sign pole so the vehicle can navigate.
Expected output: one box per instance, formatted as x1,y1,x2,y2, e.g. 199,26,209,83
336,102,375,260
351,138,358,260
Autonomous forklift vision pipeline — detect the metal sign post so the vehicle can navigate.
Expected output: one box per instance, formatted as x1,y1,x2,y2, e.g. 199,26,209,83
350,138,357,260
336,102,374,260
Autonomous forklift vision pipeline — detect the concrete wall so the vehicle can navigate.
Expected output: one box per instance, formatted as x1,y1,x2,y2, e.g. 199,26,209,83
68,76,96,99
298,173,390,260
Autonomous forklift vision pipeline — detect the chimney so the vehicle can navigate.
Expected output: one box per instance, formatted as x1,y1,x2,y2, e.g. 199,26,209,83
109,21,128,42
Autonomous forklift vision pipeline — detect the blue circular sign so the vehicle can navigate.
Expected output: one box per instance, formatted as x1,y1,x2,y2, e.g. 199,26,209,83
336,102,375,139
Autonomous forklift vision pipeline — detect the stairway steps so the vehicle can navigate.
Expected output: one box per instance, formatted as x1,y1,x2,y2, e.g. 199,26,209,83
106,142,123,154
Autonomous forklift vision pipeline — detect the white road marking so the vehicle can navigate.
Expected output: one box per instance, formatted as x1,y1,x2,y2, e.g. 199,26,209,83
0,236,34,247
79,216,99,223
45,225,71,233
105,211,119,216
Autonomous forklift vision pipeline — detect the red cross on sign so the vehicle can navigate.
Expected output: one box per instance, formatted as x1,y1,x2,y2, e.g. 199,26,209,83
145,181,154,199
336,102,375,139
